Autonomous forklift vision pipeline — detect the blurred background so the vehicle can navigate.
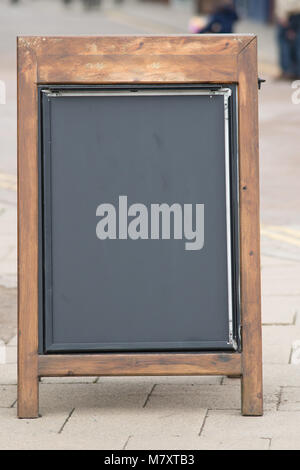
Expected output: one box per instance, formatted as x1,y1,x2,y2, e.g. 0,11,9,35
0,0,300,348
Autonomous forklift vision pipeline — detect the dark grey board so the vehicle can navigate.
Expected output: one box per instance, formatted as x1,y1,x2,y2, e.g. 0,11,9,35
39,85,240,353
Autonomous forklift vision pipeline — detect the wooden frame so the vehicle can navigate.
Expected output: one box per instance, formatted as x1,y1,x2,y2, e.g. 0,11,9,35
17,35,262,418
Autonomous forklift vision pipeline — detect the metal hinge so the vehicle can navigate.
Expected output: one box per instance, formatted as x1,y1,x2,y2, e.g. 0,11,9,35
258,78,266,90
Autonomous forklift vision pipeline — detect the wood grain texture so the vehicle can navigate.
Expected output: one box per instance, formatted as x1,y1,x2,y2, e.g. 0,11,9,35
19,35,255,84
20,35,252,56
37,54,237,84
238,37,263,416
17,37,39,419
39,353,242,377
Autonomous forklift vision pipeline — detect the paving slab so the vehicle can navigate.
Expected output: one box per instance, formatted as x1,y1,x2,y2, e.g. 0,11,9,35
151,384,242,410
0,432,111,451
291,341,300,364
63,406,207,448
41,375,222,385
0,341,5,364
0,407,71,450
263,325,300,364
261,256,300,268
224,364,300,397
41,377,98,384
219,380,279,412
271,438,300,451
7,335,17,347
201,410,300,445
126,435,207,451
197,437,270,451
278,387,300,411
38,383,151,416
84,379,155,397
0,385,16,408
99,376,223,386
5,345,16,364
262,276,300,296
127,434,269,450
262,296,300,325
0,204,17,290
0,286,16,343
263,364,300,387
0,363,17,385
262,265,300,280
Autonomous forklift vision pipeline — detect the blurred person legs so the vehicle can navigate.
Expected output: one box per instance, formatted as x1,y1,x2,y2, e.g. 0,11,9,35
290,14,300,78
196,0,238,34
277,14,300,79
277,25,296,79
275,0,300,79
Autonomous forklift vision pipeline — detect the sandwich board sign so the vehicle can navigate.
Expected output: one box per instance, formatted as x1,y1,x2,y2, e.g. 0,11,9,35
18,35,262,418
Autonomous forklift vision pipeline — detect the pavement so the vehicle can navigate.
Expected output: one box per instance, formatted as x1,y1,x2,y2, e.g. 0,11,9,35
1,0,300,450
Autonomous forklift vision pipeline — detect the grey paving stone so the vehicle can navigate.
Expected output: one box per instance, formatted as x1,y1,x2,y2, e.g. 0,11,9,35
271,438,300,451
7,335,17,347
39,383,151,416
262,296,300,325
0,408,72,450
262,276,300,296
41,376,222,386
198,437,270,451
221,381,279,412
224,365,300,410
5,345,16,364
262,325,300,364
150,384,241,410
154,376,223,385
262,260,300,279
263,364,300,387
262,265,300,280
92,379,155,396
98,376,222,386
261,256,299,268
201,410,300,445
0,286,16,343
0,341,5,364
0,385,16,408
127,433,269,450
62,405,207,447
0,364,17,385
41,377,98,384
126,435,206,451
0,433,121,451
279,387,300,411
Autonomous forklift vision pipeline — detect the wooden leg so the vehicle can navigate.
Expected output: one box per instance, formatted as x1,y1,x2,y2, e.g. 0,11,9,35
17,41,39,419
18,369,39,419
17,271,39,418
238,39,263,417
241,374,263,417
241,305,263,417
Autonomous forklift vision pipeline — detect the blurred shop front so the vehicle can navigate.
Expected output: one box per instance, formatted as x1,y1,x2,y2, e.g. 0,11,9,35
140,0,275,23
234,0,275,22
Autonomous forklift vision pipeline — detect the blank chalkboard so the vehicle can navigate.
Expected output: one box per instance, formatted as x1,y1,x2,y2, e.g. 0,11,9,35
39,86,240,353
